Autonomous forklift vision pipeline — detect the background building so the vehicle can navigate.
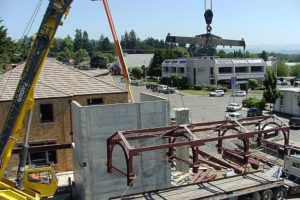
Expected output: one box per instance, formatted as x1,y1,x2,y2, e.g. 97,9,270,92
274,88,300,116
162,57,265,89
0,58,128,176
113,53,154,73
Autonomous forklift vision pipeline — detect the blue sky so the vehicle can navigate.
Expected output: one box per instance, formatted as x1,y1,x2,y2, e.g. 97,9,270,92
1,0,300,45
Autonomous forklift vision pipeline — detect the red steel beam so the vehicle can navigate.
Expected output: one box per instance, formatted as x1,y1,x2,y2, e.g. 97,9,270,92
232,149,275,167
196,149,243,174
223,149,259,169
126,127,289,156
195,168,213,183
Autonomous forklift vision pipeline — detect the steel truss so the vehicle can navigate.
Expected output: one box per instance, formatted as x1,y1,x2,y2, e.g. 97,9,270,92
107,115,290,185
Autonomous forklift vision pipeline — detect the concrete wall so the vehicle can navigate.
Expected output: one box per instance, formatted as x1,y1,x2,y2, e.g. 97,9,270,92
72,93,171,200
186,58,212,86
274,90,300,116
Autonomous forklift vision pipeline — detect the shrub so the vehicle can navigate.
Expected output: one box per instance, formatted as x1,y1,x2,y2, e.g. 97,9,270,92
90,52,109,68
248,79,259,90
217,86,228,92
205,84,217,91
255,86,265,90
160,77,170,85
194,85,203,90
131,67,143,79
242,97,265,110
178,77,188,89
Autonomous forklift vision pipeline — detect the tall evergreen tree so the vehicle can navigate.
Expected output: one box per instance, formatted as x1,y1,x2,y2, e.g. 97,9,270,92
260,50,268,61
0,20,15,70
82,31,91,53
263,68,280,110
73,29,83,52
128,30,138,49
121,31,129,49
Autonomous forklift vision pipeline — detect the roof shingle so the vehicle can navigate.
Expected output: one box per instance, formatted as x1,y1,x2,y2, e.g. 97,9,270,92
0,58,126,101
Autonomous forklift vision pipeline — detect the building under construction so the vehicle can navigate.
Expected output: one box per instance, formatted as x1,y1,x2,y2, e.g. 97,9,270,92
0,0,300,200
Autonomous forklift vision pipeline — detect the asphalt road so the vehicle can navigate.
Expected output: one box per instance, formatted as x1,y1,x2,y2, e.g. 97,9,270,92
113,76,299,143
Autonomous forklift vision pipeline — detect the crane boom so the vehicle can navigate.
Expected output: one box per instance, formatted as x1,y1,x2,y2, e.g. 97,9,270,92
102,0,134,102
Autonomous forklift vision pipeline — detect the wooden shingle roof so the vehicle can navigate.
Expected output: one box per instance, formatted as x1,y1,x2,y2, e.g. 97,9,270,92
0,58,126,101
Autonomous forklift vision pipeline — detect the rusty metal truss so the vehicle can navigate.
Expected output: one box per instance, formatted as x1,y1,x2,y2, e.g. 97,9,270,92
107,115,290,185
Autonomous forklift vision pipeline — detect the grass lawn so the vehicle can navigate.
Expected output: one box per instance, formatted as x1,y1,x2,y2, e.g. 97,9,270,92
180,90,210,95
249,90,264,95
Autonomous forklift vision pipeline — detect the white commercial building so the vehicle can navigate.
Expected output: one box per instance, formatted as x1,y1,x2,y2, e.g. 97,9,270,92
274,88,300,116
162,57,265,89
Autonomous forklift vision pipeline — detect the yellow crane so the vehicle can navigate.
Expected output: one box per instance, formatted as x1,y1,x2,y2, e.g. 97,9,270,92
0,1,73,199
0,0,133,199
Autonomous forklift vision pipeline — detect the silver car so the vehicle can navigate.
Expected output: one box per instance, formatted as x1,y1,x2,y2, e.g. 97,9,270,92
226,103,242,112
225,112,244,120
232,90,246,97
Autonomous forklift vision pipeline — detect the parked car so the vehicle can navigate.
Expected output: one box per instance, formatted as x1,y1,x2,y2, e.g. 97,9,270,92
163,87,176,94
232,90,246,97
170,116,176,125
225,112,244,120
209,90,224,97
289,116,300,129
157,85,168,93
280,80,288,86
226,103,242,112
247,107,263,117
151,85,158,92
131,80,140,86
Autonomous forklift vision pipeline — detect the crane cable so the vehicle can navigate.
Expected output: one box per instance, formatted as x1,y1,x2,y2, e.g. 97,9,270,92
21,0,44,40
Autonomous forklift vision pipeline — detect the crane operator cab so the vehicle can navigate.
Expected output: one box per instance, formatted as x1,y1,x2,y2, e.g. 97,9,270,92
22,166,57,198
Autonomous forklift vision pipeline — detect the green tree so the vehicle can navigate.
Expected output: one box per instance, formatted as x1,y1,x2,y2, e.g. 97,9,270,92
102,37,113,52
57,47,72,63
172,47,190,58
128,30,138,49
102,53,115,63
82,31,92,53
74,49,89,66
290,64,300,78
276,60,289,77
61,35,73,51
148,49,166,76
0,20,15,70
73,29,83,52
244,51,258,58
90,52,109,68
263,69,280,110
12,37,31,63
131,67,143,79
51,35,74,57
248,79,258,90
217,50,226,58
51,38,64,55
121,31,129,49
260,50,268,61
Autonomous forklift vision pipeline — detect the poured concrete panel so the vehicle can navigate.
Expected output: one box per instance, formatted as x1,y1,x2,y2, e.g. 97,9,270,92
72,93,171,200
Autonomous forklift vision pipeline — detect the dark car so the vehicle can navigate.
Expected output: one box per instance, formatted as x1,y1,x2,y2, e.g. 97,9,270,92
247,107,262,117
289,116,300,129
163,87,176,94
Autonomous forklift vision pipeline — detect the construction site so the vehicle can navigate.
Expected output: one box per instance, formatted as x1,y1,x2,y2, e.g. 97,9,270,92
0,0,300,200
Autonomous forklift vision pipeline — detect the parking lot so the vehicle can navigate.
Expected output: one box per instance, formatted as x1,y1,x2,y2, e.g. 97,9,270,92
113,76,299,142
